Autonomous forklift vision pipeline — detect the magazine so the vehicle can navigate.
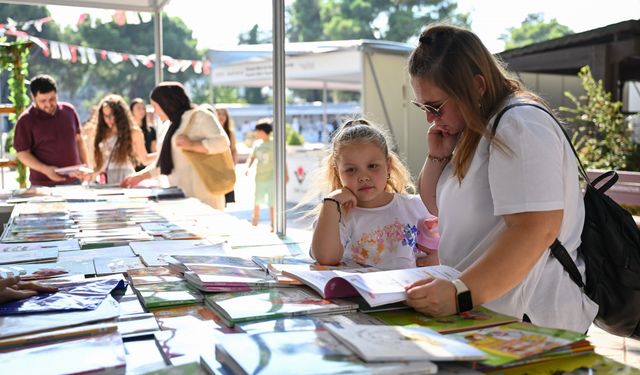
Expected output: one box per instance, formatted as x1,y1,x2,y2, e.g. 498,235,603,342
283,265,460,307
325,324,486,362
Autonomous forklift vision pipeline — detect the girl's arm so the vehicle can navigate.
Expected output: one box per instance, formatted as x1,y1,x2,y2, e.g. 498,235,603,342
311,188,358,265
406,209,562,316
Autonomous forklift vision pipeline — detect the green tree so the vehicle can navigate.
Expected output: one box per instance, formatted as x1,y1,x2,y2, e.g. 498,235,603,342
561,66,640,171
501,13,573,50
288,0,324,42
238,24,268,104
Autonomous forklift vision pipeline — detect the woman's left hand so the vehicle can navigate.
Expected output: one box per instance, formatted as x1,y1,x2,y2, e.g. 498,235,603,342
175,135,193,150
405,277,458,316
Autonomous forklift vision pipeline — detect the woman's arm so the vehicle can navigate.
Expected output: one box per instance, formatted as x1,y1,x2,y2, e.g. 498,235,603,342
132,129,157,165
418,157,448,216
406,209,562,316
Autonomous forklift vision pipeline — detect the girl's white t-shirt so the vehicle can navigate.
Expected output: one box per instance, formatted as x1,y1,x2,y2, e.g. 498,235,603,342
436,100,598,332
339,194,434,270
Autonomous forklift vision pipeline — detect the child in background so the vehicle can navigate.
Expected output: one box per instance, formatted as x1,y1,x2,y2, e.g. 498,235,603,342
311,119,438,270
416,217,440,266
245,118,288,231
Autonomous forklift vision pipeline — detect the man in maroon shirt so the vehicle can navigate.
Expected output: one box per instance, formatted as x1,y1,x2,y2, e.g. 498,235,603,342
13,75,89,187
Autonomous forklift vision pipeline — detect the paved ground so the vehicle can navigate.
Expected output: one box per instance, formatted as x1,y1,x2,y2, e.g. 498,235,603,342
1,166,638,368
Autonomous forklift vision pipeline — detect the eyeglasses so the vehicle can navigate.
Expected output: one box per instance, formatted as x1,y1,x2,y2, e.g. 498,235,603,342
411,98,448,118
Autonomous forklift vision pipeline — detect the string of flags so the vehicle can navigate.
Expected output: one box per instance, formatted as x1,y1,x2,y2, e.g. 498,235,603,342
0,25,210,75
1,11,152,33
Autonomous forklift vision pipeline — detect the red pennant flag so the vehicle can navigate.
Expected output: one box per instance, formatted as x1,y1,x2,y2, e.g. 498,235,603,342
100,50,107,60
70,45,77,63
203,61,211,75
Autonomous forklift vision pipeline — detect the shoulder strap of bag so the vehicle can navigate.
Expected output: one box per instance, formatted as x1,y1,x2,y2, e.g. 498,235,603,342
181,108,204,137
492,102,586,288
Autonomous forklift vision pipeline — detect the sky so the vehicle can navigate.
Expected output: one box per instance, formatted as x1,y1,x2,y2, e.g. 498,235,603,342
44,0,640,53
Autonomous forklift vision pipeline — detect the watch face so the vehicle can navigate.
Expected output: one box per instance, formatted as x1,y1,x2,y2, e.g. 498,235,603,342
457,290,473,313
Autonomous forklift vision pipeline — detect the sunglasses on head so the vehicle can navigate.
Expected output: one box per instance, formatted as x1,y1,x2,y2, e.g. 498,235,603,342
410,98,448,117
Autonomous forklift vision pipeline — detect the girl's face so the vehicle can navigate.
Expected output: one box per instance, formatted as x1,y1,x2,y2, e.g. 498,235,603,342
150,99,168,122
410,76,466,136
217,110,227,124
101,105,116,131
131,102,146,122
337,142,392,208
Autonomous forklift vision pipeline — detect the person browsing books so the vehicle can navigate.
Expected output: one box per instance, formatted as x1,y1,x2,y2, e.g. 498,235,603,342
404,24,597,332
310,119,438,270
0,275,57,304
93,94,157,184
120,82,231,210
13,74,90,186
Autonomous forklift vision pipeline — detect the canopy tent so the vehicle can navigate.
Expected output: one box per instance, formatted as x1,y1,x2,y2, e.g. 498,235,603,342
1,0,170,83
208,39,427,180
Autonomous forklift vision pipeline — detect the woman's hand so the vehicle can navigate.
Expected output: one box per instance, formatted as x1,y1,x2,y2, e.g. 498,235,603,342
120,172,148,188
175,135,193,150
427,124,459,158
405,277,457,317
0,276,58,304
327,187,358,215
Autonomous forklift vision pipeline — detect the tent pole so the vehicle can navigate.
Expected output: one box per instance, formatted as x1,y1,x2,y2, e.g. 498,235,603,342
273,0,286,236
153,7,163,85
322,81,328,142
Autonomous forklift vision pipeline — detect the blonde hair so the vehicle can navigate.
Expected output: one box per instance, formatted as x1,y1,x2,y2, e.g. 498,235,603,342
301,118,414,219
408,23,545,181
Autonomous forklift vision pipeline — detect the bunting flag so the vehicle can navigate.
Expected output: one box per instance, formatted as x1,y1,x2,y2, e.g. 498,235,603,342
0,25,211,75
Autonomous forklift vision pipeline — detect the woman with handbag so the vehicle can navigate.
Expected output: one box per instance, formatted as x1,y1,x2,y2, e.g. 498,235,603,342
121,82,233,210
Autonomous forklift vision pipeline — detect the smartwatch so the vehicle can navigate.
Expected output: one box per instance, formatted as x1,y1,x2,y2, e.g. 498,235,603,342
452,278,473,313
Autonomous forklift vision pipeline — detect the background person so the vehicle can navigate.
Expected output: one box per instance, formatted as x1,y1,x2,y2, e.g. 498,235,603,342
93,94,155,185
130,98,157,171
121,82,230,210
13,74,89,186
404,24,597,333
215,107,237,205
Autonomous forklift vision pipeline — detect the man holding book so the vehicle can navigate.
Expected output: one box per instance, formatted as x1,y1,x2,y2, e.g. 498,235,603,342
13,74,89,187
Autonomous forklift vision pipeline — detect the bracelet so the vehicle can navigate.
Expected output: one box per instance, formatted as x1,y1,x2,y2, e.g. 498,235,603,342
427,154,452,163
323,197,342,222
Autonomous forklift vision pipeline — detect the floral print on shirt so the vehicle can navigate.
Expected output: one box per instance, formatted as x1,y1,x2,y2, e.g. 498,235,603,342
348,220,419,266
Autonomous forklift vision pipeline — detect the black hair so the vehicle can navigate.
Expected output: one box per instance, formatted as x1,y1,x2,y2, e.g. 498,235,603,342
254,118,273,135
29,74,57,96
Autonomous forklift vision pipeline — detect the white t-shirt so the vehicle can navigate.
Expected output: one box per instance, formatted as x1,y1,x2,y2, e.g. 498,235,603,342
436,100,598,332
339,194,434,270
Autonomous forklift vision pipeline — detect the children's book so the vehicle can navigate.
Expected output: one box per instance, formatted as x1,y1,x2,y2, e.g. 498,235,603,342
450,322,590,368
484,352,637,375
250,255,315,271
204,286,359,327
54,164,94,175
183,265,279,292
134,243,231,267
134,281,203,309
167,254,260,274
127,266,184,286
0,332,126,374
0,259,96,279
0,321,118,351
237,313,385,335
93,255,145,275
325,324,486,362
0,248,58,264
154,322,225,366
116,313,160,337
58,245,135,262
369,306,519,334
283,265,460,307
215,330,438,375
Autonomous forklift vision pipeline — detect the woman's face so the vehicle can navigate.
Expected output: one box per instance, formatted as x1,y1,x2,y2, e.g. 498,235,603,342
131,102,146,122
150,99,168,122
410,76,466,136
217,110,227,124
101,105,116,131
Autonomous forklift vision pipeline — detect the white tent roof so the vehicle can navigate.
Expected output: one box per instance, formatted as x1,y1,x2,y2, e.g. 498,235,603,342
0,0,170,12
208,39,413,91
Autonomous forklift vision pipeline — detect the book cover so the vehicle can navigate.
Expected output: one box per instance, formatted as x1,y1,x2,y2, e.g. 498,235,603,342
450,322,588,368
94,255,145,275
0,259,96,280
0,248,58,264
370,306,519,334
169,254,260,273
283,265,460,307
237,313,385,335
134,281,203,309
54,164,94,175
127,266,184,286
204,286,358,327
484,352,636,374
215,330,438,375
183,265,277,290
325,324,486,362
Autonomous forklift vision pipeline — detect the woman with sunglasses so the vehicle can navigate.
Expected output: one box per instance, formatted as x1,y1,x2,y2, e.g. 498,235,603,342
404,24,597,333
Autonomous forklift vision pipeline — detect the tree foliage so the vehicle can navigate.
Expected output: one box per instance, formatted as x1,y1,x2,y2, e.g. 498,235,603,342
560,66,640,171
289,0,470,43
501,13,573,50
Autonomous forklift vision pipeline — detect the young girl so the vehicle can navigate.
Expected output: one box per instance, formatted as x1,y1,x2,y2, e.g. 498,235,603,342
311,119,437,270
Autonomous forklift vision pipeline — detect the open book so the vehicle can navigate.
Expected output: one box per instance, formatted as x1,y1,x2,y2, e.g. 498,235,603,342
283,265,460,307
54,164,94,175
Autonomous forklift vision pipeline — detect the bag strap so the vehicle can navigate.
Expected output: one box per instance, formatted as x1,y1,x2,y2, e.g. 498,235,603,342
491,102,586,288
181,108,202,138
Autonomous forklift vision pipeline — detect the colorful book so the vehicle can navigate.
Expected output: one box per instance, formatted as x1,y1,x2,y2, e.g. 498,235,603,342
204,286,358,327
0,259,96,280
237,313,385,335
283,265,460,307
127,266,183,286
369,306,519,333
167,254,260,274
93,255,145,275
183,265,279,292
134,281,203,309
215,330,438,375
326,324,486,362
450,322,590,368
54,164,94,175
0,248,58,264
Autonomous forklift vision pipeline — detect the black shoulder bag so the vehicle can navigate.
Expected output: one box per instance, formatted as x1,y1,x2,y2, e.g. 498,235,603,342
493,103,640,339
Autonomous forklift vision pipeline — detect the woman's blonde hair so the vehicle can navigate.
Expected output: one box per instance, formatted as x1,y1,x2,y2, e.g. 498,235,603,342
299,119,414,220
408,23,545,181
